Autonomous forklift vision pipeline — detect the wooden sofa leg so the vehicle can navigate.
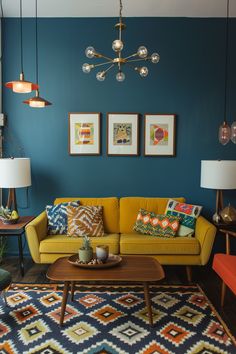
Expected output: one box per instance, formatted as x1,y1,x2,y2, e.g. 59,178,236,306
186,266,192,282
221,281,226,307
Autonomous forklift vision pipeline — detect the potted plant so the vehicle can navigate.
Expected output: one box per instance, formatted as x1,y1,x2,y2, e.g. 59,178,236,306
0,206,19,224
78,235,93,263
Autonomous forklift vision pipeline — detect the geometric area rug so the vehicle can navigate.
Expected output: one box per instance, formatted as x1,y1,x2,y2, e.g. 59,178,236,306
0,284,235,354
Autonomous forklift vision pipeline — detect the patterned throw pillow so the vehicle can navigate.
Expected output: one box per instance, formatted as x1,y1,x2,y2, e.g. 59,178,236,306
165,199,202,236
67,205,104,237
46,201,80,235
133,208,180,238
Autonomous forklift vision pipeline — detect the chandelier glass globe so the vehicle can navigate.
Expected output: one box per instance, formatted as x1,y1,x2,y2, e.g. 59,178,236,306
151,53,160,64
112,39,124,52
85,46,96,58
96,71,106,81
139,67,149,77
82,63,91,73
218,122,231,145
137,46,148,58
231,121,236,144
116,71,125,82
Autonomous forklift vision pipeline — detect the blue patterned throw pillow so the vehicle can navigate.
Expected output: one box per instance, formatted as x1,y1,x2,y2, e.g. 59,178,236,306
46,201,80,235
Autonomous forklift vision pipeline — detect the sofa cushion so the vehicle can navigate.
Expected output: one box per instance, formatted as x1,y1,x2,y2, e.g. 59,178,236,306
40,233,120,254
133,209,180,237
120,197,185,234
67,205,104,237
54,197,119,233
165,199,202,236
120,233,200,255
46,201,79,235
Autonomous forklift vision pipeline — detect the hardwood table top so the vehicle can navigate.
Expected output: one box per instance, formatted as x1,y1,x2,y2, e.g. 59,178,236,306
47,256,165,283
0,216,35,234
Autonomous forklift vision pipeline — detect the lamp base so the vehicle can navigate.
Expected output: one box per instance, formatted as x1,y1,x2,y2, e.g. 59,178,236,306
6,188,17,212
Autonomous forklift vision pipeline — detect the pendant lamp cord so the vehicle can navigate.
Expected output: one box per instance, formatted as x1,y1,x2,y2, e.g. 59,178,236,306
20,0,24,73
119,0,122,41
35,0,39,84
224,0,229,123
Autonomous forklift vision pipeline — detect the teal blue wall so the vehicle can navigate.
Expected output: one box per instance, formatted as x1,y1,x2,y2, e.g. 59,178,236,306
2,18,236,255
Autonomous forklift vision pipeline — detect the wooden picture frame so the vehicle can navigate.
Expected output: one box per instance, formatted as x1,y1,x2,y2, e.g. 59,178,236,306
144,114,176,156
107,113,139,156
68,112,101,155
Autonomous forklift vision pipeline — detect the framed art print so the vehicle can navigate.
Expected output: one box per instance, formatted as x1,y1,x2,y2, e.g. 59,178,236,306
107,113,139,156
144,114,176,156
69,112,101,155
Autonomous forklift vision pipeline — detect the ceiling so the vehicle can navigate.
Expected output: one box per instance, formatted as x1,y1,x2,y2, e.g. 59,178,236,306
2,0,236,18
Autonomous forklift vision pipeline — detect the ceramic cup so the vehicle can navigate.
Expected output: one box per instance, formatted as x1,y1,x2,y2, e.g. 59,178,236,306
96,245,109,262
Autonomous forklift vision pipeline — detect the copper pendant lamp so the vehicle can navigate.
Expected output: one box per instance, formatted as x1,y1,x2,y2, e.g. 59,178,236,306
23,0,51,108
5,0,38,93
218,0,231,145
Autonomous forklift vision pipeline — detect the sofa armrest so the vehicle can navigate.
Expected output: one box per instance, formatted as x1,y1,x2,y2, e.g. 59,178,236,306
25,211,48,263
195,215,217,265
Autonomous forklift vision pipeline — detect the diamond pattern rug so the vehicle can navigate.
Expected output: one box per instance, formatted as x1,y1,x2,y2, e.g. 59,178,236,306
0,284,235,353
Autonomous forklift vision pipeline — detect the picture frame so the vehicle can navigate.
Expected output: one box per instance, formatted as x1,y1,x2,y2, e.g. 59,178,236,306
68,112,101,155
107,113,139,156
144,114,176,156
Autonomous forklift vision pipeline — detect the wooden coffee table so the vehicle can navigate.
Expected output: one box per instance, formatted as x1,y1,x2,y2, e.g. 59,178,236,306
46,256,165,326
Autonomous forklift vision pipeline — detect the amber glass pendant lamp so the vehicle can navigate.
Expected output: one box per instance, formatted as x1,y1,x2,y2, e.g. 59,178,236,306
23,0,51,108
5,0,38,93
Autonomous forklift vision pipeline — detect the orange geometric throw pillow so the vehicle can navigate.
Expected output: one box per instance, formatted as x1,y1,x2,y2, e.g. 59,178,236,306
67,205,104,237
133,208,180,237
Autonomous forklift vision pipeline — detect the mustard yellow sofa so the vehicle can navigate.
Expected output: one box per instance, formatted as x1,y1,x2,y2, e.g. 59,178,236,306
25,197,216,280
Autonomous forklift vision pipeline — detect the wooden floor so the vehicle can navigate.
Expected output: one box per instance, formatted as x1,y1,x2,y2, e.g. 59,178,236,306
1,257,236,337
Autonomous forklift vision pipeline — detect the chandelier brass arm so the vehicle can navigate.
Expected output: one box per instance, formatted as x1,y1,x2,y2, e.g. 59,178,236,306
82,0,160,82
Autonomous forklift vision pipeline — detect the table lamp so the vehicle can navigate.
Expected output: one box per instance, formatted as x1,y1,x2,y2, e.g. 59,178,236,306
200,160,236,222
0,158,31,212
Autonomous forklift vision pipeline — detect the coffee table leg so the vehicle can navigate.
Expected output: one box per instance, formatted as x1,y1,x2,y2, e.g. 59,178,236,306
143,282,153,327
71,281,75,301
60,281,70,326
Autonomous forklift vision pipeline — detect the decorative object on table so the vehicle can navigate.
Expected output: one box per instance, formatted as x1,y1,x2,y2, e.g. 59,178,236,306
67,205,104,237
200,160,236,223
220,204,236,224
68,253,122,269
144,114,176,156
165,199,202,237
5,0,38,93
107,113,139,156
0,158,31,213
82,0,160,82
96,245,109,262
218,0,232,145
23,0,51,108
78,235,93,264
0,206,19,224
46,200,80,235
68,113,101,155
134,208,180,237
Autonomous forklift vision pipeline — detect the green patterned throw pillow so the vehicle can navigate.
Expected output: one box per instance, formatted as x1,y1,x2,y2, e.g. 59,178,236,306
165,199,202,236
133,208,180,237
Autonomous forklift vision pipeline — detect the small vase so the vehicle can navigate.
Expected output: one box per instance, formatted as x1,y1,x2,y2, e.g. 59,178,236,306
96,245,109,262
78,247,93,264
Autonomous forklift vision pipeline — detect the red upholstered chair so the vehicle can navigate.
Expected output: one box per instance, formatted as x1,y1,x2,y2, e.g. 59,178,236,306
212,229,236,306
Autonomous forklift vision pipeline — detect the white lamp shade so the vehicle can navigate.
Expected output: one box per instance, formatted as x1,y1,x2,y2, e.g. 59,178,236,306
201,160,236,190
0,158,31,188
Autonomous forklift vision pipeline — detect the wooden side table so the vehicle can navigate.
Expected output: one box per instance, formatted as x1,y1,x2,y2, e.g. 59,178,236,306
0,216,34,277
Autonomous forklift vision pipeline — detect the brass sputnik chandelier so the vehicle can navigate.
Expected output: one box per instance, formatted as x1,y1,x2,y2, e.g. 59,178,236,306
82,0,160,82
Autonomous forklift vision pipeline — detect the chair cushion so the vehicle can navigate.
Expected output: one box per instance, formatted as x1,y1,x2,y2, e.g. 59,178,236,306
40,234,120,254
0,269,11,290
213,254,236,295
120,233,200,255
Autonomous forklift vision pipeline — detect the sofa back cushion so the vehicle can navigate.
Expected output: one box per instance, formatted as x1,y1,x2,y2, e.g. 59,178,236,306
54,197,119,233
120,197,185,234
